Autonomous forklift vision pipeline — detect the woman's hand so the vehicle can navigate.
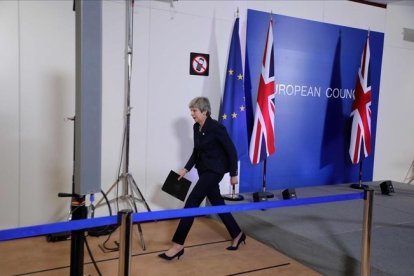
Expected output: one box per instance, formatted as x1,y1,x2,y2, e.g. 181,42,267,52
230,176,238,186
177,168,188,180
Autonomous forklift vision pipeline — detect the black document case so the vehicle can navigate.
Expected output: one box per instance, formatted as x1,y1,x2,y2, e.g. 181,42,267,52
162,170,191,201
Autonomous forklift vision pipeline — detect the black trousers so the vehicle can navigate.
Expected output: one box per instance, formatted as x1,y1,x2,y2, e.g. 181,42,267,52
172,171,241,245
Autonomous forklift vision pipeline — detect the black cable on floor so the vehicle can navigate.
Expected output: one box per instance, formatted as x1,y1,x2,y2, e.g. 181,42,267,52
85,236,102,276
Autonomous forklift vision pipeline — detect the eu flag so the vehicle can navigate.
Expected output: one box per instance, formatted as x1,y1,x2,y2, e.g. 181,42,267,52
219,18,249,160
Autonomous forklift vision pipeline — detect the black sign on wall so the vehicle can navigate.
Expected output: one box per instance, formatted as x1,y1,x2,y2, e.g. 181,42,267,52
189,52,209,76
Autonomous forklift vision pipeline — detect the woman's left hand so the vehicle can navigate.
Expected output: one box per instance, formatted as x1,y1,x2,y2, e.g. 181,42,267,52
177,168,188,180
230,176,238,186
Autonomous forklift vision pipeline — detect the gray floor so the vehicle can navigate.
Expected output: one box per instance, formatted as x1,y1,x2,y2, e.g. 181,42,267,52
231,181,414,276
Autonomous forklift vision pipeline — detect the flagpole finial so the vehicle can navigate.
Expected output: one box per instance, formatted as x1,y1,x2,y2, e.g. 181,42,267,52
236,7,239,18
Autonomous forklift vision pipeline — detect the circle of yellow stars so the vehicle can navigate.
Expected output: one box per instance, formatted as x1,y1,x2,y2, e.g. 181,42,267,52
221,68,245,121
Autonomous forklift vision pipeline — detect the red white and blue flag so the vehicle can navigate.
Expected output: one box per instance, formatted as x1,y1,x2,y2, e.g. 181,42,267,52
249,19,276,165
349,34,372,164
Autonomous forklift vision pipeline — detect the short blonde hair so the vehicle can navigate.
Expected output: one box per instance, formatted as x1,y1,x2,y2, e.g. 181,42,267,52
188,97,211,116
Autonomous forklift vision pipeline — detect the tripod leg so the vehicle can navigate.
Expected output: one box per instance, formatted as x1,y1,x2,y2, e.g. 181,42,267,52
95,175,124,208
127,176,146,251
135,223,146,251
129,175,151,212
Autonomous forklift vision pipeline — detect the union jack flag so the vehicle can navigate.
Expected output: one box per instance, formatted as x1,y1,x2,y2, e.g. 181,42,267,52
349,34,372,164
249,19,276,165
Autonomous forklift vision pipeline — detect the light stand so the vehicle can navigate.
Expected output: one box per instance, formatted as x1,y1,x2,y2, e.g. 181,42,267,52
96,0,150,250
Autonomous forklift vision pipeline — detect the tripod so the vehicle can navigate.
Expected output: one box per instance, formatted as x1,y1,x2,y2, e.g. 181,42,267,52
95,0,150,250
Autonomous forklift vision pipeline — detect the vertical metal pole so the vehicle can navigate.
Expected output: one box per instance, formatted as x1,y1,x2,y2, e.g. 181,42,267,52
122,0,134,195
70,196,87,276
361,189,374,276
118,209,133,276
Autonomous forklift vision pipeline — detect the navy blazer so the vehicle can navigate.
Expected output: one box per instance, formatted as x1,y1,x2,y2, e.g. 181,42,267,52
184,116,238,177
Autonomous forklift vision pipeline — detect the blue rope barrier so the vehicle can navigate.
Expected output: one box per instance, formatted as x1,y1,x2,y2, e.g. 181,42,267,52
0,215,118,242
132,192,364,222
0,192,364,242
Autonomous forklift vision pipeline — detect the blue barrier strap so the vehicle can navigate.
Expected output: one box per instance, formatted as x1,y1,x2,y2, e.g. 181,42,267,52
0,216,118,242
132,192,365,222
0,192,363,241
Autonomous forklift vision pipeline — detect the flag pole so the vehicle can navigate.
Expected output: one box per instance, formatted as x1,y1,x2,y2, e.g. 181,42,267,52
249,16,276,199
262,159,274,198
221,12,244,202
222,184,244,201
350,159,368,189
223,162,244,201
349,31,371,191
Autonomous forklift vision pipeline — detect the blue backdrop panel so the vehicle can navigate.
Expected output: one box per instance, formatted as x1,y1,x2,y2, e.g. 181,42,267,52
240,10,384,192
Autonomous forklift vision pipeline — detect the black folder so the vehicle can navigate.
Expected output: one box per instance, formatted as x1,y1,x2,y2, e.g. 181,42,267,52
161,170,191,201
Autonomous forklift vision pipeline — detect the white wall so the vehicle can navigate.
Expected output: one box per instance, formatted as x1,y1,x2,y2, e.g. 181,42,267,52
0,1,75,228
374,3,414,183
0,1,20,228
0,0,412,227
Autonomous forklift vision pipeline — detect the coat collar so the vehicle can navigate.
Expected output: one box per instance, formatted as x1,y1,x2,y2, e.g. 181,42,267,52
197,116,216,133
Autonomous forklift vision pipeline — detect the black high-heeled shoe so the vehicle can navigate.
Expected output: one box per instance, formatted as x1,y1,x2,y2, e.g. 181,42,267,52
158,248,185,260
226,233,246,251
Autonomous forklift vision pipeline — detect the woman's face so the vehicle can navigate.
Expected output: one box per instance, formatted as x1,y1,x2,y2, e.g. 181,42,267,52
190,107,207,125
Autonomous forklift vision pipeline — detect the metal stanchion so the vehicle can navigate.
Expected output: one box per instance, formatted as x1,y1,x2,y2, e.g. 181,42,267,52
118,209,133,276
361,189,374,276
70,196,87,276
